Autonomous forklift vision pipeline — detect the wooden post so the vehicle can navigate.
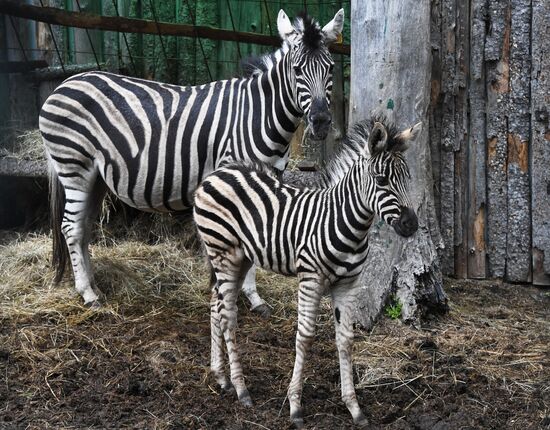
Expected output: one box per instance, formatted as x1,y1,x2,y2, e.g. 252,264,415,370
505,0,531,282
531,0,550,285
453,0,469,279
467,0,487,278
350,0,447,327
485,0,509,279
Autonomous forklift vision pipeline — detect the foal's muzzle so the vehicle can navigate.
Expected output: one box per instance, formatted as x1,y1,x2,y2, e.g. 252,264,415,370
392,207,418,237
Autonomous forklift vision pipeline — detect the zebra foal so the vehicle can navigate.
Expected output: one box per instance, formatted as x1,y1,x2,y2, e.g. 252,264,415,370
194,117,422,427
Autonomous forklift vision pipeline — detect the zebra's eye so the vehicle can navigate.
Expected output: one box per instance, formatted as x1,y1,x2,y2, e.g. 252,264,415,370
376,176,389,186
293,65,302,75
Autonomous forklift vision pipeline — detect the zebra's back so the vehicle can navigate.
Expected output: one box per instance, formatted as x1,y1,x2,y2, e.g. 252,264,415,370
40,71,292,212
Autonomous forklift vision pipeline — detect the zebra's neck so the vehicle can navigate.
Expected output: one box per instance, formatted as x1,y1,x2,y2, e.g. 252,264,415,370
255,47,303,147
331,160,375,240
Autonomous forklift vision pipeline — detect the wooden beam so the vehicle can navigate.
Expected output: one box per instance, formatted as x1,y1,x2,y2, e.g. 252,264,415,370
0,60,48,73
0,0,350,56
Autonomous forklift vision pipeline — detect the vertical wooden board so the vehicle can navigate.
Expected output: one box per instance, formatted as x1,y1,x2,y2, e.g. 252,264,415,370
0,17,8,127
127,0,145,77
35,0,65,68
453,0,469,278
176,0,198,85
4,16,38,128
193,0,217,84
216,0,238,79
102,1,120,70
485,0,509,278
505,0,531,282
467,0,487,278
429,0,442,226
438,0,456,276
531,0,550,285
70,0,103,65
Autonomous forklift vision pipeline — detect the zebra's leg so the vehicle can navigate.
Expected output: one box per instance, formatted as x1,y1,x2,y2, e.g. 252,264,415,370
62,176,107,306
287,275,324,428
241,265,271,318
209,267,231,392
215,258,253,406
331,285,368,428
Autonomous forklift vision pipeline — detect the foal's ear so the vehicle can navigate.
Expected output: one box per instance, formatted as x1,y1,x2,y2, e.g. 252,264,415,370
366,122,389,155
322,8,345,45
392,122,422,152
277,10,295,41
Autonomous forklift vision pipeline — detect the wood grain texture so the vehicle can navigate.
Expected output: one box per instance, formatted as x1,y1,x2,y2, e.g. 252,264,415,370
505,0,531,282
530,0,550,285
467,0,487,278
485,0,509,278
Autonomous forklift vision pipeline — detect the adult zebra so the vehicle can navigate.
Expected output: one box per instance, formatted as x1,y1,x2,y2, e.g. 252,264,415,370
40,9,344,309
194,117,421,428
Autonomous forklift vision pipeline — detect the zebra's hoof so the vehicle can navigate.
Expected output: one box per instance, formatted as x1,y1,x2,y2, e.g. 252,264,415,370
251,303,272,319
291,409,304,429
238,391,253,407
84,300,102,310
353,413,369,428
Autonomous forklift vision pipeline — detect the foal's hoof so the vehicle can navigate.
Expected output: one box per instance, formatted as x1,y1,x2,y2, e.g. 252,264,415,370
238,391,253,407
353,413,369,428
220,382,236,396
84,300,102,310
251,303,272,319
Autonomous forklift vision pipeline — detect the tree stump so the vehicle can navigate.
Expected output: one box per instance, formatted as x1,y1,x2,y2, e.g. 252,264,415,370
350,0,448,328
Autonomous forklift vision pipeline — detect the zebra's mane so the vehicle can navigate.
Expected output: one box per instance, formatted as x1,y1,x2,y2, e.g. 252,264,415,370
241,12,324,78
241,44,289,78
314,114,402,187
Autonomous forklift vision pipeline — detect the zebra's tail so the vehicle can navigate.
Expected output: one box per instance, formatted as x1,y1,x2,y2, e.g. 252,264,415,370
48,161,68,283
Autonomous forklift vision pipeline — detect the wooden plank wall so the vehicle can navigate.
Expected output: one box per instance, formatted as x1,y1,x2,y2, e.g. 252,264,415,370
431,0,550,285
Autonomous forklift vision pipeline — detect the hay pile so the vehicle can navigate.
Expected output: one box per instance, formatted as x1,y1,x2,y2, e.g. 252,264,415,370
0,128,44,161
0,232,548,429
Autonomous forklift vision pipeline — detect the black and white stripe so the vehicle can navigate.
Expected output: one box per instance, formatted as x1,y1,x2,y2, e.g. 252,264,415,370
194,118,422,428
40,9,344,306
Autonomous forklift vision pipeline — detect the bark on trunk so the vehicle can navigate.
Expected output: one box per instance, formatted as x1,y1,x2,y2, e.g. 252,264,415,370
350,0,448,328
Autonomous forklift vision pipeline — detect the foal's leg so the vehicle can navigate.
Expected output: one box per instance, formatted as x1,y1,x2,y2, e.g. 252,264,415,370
331,285,368,427
241,265,271,318
209,268,231,392
61,174,107,306
287,275,324,428
214,258,253,406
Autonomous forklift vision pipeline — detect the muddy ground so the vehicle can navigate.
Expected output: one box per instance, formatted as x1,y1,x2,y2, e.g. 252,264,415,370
0,234,548,429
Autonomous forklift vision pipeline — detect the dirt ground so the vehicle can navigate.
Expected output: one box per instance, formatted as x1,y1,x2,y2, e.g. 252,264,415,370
0,233,548,429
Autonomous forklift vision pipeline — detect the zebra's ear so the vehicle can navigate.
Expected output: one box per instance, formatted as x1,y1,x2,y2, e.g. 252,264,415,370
322,9,344,45
366,122,388,155
277,10,295,41
392,122,422,152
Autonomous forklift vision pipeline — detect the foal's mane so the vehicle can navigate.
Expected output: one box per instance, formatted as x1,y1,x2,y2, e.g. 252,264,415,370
315,114,402,187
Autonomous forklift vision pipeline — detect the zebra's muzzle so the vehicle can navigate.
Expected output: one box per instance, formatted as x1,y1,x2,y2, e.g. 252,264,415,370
392,207,418,237
308,99,332,140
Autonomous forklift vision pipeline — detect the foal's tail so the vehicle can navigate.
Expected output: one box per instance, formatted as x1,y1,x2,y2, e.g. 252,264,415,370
48,161,68,283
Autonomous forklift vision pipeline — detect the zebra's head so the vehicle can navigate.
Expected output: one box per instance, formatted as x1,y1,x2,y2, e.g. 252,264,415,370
362,120,422,238
277,9,344,140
